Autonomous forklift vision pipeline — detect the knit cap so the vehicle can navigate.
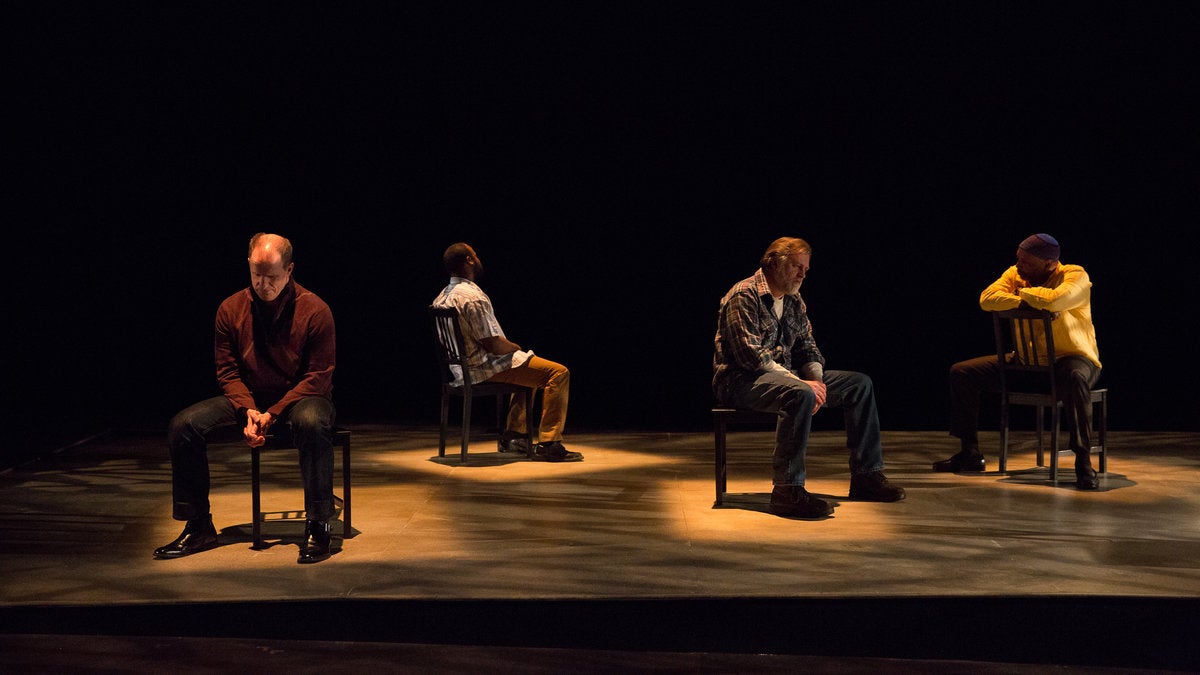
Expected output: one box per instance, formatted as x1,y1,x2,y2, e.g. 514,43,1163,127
1018,233,1060,261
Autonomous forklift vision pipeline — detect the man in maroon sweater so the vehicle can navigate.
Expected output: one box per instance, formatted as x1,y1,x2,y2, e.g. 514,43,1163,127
154,233,339,564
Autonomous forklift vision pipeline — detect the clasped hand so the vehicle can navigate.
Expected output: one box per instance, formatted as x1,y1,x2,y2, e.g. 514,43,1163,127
244,409,275,448
802,379,826,414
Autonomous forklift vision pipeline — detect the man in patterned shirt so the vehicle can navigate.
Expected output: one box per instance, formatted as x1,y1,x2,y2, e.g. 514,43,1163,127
432,242,581,462
713,236,905,518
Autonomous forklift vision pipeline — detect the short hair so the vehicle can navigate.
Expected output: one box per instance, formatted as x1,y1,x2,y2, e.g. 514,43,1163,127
443,242,474,275
760,237,812,270
248,232,294,267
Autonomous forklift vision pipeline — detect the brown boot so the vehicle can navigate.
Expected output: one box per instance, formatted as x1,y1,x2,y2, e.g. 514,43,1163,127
849,471,906,502
768,485,833,518
933,449,985,472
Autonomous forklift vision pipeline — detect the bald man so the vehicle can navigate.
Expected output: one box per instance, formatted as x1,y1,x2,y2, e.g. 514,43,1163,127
154,232,340,563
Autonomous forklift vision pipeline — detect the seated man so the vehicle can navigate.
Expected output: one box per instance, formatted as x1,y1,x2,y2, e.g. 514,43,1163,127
712,236,905,518
432,242,581,462
154,232,339,564
937,233,1103,490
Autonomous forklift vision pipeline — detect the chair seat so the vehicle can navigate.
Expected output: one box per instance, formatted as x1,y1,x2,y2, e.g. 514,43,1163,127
1007,388,1107,407
251,427,352,549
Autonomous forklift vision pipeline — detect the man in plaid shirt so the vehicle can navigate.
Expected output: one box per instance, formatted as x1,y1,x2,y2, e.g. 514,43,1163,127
713,236,905,518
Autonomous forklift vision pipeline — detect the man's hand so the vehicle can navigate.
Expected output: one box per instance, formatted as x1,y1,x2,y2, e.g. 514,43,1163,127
244,409,274,448
480,335,521,355
802,379,826,414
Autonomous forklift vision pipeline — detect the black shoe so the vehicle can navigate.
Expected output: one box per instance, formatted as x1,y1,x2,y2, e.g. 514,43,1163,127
298,519,332,564
500,431,532,454
501,437,532,454
534,441,583,462
153,516,218,559
1075,458,1099,490
933,450,986,472
768,485,834,519
849,471,906,502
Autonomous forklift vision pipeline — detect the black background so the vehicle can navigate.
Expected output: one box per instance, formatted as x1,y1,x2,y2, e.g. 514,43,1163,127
9,3,1199,467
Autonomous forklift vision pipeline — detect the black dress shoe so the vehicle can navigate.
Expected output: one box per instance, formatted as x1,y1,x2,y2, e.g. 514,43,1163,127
1075,463,1099,490
534,441,583,462
153,517,218,559
933,451,986,472
298,519,332,564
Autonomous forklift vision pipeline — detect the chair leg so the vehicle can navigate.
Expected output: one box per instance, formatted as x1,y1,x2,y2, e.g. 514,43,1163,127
1049,404,1061,482
461,395,472,462
251,446,263,549
1096,392,1108,474
524,389,535,459
495,393,505,452
1036,405,1046,468
438,393,449,457
714,416,728,506
999,397,1010,474
341,434,352,536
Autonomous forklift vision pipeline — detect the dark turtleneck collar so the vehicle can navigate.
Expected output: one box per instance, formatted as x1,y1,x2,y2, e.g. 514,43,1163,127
251,278,297,326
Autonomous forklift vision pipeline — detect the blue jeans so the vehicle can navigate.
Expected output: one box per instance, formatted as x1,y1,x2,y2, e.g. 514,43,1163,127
167,396,337,521
718,370,885,487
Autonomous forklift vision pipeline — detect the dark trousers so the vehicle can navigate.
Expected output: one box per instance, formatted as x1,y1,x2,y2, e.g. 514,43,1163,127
949,354,1100,454
167,396,337,521
718,369,885,486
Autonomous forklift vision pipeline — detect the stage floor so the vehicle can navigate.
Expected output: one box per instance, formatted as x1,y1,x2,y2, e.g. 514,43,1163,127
2,425,1198,671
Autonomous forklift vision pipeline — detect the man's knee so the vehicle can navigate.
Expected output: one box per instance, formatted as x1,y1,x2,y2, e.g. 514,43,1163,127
778,382,816,414
168,404,213,446
847,371,873,391
1064,369,1091,389
949,360,969,382
288,398,335,436
167,409,193,442
546,361,569,384
833,371,873,401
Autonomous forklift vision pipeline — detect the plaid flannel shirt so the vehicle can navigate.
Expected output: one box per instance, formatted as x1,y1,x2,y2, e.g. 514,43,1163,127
712,268,825,397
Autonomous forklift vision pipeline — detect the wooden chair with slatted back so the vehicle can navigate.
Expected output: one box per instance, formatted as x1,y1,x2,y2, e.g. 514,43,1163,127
429,305,535,462
993,308,1108,482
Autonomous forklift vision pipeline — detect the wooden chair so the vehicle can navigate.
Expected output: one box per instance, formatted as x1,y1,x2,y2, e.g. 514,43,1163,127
429,305,535,461
712,406,778,506
993,308,1108,481
251,427,352,549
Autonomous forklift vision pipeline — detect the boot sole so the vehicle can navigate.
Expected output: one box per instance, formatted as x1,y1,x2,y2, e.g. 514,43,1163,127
768,504,833,519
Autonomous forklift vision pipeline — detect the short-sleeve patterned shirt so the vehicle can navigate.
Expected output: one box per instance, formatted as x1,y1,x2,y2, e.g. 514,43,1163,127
432,278,530,384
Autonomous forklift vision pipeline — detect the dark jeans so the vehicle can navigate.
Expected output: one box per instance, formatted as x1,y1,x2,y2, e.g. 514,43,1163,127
167,396,337,521
949,354,1100,455
717,369,885,487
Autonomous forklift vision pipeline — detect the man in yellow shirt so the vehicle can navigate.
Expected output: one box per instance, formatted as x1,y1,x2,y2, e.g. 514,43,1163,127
935,233,1103,489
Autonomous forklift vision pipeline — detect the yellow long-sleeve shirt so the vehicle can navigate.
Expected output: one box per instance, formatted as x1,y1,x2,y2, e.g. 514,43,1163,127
979,263,1101,368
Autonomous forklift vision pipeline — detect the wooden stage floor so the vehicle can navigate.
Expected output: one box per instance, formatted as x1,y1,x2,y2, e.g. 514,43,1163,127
1,425,1197,672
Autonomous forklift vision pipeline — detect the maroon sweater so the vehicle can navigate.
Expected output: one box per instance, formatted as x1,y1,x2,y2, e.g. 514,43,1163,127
214,279,336,417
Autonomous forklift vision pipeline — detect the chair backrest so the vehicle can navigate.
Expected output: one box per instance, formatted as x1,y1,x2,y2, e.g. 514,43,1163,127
429,304,475,387
992,308,1057,400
